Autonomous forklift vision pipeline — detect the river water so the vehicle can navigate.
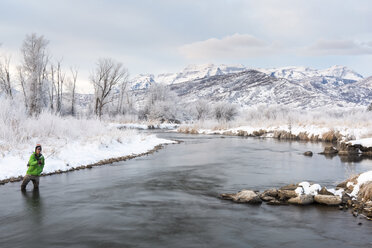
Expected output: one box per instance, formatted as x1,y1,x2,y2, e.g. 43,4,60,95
1,132,372,248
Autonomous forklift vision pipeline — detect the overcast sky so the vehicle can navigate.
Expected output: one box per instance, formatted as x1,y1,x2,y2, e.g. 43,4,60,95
1,0,372,92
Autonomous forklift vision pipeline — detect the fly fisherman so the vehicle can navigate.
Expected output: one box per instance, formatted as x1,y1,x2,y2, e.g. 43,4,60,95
21,144,45,191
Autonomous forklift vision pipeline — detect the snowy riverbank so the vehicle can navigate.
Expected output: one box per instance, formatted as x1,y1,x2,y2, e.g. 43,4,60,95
0,99,176,182
0,130,174,181
177,123,372,143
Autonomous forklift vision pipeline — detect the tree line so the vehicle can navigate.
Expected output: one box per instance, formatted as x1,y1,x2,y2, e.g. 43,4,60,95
0,33,129,118
1,33,239,122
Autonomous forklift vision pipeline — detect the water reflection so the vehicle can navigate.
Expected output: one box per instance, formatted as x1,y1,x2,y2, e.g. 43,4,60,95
321,153,372,163
21,189,43,225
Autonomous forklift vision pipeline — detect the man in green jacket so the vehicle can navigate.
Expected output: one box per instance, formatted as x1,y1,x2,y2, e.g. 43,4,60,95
21,144,45,191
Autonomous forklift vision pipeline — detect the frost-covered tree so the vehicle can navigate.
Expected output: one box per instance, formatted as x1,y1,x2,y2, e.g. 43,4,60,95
194,99,210,120
0,54,12,98
115,68,129,115
66,67,78,116
140,83,180,122
90,58,128,118
213,102,238,122
55,61,65,113
18,33,49,115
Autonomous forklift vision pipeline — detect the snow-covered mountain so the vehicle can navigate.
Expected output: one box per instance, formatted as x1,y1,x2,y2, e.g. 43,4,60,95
258,65,363,82
129,64,364,90
129,64,247,90
128,64,370,109
168,69,371,109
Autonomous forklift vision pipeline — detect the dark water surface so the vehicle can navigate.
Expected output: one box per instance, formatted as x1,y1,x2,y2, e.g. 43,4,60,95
1,132,372,248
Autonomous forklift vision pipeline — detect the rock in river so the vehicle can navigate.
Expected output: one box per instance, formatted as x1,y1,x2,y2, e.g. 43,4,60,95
221,190,262,204
322,146,338,155
288,195,314,205
314,195,342,206
304,151,313,156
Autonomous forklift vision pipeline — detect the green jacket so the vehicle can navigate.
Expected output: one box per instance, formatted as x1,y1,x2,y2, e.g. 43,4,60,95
26,152,45,176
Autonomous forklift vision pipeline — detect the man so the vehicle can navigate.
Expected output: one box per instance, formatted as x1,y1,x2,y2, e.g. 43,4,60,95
21,144,45,191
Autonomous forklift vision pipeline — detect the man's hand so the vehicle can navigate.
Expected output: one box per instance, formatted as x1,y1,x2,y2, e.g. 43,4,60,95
38,160,42,165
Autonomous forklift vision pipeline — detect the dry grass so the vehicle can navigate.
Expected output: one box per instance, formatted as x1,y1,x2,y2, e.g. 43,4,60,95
177,126,199,134
321,130,341,143
358,181,372,202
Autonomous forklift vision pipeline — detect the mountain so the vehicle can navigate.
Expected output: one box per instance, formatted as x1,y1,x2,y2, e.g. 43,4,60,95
258,65,363,82
129,64,247,90
130,74,156,90
129,64,364,91
168,69,370,109
128,64,370,109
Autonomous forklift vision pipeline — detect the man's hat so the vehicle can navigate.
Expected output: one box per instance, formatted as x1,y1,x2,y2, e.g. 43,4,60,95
35,144,42,151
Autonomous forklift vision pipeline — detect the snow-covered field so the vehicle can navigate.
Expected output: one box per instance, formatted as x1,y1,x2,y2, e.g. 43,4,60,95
0,98,174,180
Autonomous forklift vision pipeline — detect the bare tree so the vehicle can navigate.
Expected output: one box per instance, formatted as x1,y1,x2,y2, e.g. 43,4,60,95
18,33,49,115
116,69,129,114
48,64,56,111
194,99,210,120
90,58,128,118
67,67,78,116
55,61,65,113
0,54,12,98
213,102,238,122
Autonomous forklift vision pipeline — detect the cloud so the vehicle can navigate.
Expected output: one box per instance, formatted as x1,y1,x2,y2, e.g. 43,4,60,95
179,33,279,59
304,39,372,56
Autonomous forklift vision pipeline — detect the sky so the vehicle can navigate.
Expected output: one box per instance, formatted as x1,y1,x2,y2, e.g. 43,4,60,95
1,0,372,93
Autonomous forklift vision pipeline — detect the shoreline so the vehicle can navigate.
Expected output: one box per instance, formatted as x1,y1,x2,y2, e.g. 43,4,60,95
177,126,372,157
0,140,181,186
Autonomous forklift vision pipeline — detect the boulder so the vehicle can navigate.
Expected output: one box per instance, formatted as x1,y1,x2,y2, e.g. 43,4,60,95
336,181,347,189
280,184,298,191
260,196,276,202
221,190,262,204
260,188,278,198
314,195,342,206
322,146,338,155
318,187,334,196
304,151,313,156
288,195,314,205
278,190,298,201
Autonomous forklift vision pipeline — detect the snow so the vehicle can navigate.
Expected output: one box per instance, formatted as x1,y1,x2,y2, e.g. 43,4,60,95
326,188,344,197
192,122,371,143
295,182,321,195
129,63,248,89
0,132,175,180
129,64,364,90
349,138,372,148
111,123,179,130
294,182,344,197
0,98,176,181
349,171,372,197
258,65,363,82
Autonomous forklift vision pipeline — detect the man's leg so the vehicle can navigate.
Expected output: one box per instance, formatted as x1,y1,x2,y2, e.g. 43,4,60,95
21,175,31,191
31,176,40,189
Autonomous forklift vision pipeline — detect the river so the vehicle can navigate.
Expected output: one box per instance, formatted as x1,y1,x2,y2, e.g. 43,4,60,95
1,132,372,248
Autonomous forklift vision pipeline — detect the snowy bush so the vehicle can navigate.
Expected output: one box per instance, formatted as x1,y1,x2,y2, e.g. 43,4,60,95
0,96,138,155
